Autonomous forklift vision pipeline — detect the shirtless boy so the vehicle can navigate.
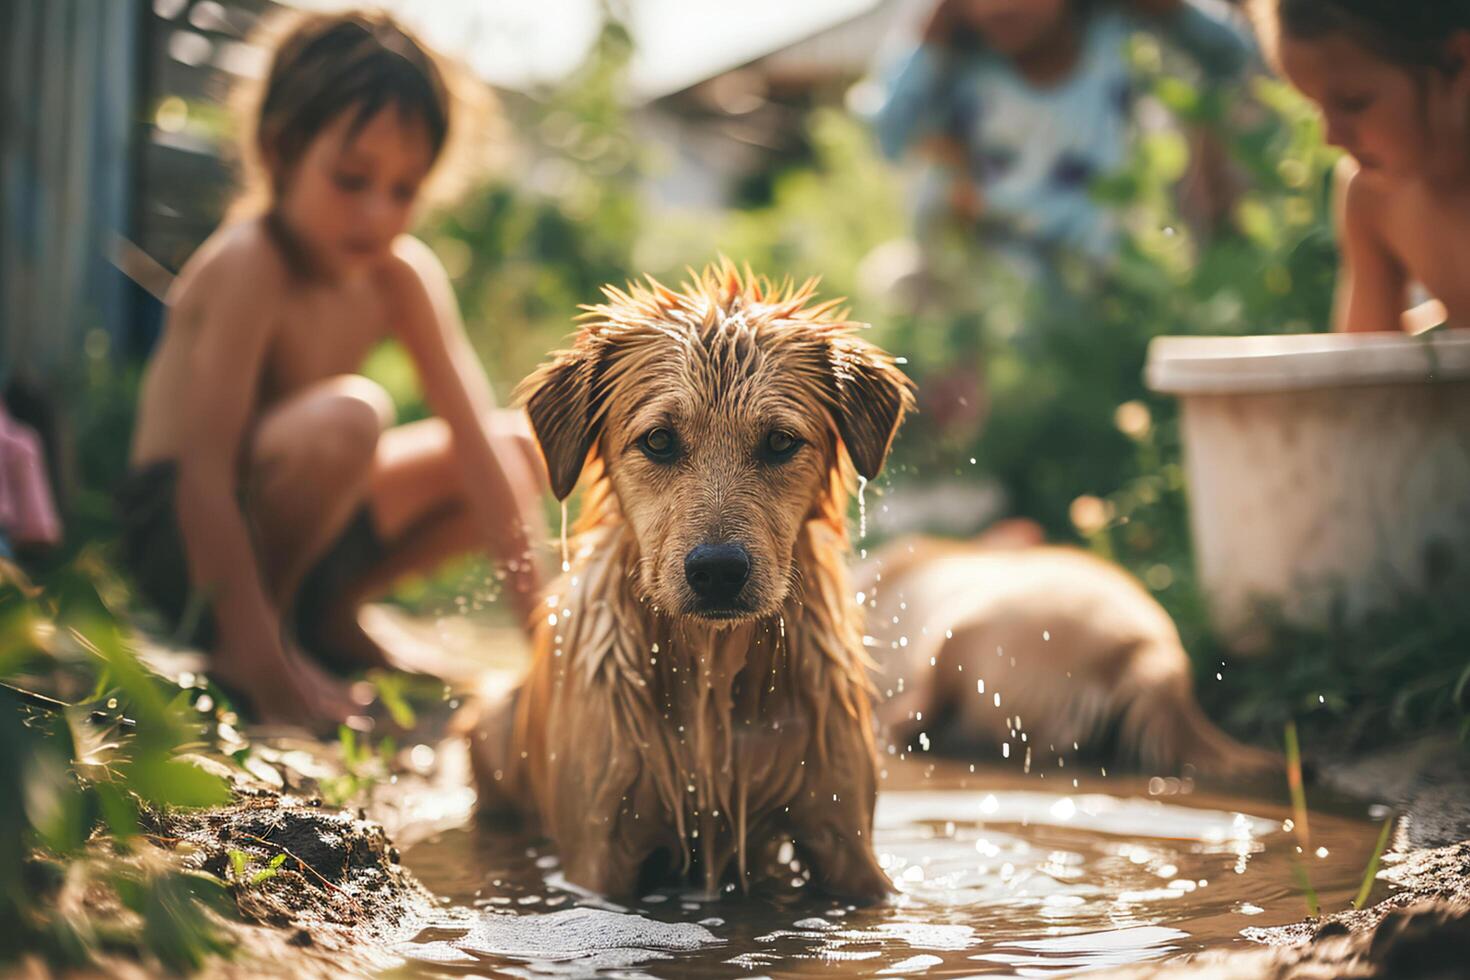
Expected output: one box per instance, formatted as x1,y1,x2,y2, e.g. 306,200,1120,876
122,12,546,724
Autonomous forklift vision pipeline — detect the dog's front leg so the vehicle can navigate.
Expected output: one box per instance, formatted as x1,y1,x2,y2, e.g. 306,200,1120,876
543,704,673,900
558,833,661,900
786,723,891,902
554,787,675,900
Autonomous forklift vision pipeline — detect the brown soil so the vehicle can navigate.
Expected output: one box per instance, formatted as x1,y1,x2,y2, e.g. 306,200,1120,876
148,791,453,978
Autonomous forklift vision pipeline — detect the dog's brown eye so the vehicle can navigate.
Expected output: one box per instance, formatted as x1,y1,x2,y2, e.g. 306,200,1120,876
764,430,801,461
640,427,677,460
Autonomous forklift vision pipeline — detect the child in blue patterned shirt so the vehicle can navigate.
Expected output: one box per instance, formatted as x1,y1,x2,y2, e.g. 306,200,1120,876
872,0,1257,262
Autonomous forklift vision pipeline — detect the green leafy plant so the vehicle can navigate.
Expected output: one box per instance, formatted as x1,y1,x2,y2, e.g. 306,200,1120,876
318,724,396,807
369,669,417,730
0,558,236,970
226,850,287,887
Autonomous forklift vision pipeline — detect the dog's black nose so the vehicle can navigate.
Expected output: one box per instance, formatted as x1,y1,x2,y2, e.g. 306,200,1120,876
684,543,751,605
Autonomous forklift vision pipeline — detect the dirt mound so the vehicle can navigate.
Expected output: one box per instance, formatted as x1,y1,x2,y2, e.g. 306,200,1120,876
144,791,451,975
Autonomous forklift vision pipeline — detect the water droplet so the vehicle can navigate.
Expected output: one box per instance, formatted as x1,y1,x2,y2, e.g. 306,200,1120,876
560,500,570,572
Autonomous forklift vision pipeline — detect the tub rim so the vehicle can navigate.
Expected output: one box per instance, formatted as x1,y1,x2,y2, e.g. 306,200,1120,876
1145,331,1470,395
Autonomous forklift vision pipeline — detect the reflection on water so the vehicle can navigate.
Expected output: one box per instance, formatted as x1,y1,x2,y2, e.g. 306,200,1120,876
396,760,1385,978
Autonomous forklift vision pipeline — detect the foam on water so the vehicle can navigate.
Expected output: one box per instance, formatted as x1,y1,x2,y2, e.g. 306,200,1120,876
397,908,720,977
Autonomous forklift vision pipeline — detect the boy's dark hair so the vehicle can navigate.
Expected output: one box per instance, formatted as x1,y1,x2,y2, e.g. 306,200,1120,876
1256,0,1470,67
237,11,451,208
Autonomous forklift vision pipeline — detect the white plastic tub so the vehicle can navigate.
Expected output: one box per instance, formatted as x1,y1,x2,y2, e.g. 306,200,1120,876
1146,331,1470,651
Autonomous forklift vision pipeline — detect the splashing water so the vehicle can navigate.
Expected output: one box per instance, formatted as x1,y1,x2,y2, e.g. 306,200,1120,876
560,500,570,573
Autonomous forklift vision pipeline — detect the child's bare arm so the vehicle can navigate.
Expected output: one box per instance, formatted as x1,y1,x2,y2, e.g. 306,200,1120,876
168,248,299,690
1332,159,1408,332
386,238,546,623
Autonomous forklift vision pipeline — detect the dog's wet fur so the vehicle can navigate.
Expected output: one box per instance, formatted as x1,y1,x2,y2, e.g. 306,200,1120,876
857,525,1282,778
469,264,913,901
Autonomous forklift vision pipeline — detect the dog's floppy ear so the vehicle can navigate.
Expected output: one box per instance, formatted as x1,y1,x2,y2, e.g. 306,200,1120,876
519,347,599,501
830,337,914,481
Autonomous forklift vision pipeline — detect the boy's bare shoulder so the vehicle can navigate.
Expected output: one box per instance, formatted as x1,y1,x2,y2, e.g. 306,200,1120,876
375,235,456,329
170,219,290,315
380,234,452,293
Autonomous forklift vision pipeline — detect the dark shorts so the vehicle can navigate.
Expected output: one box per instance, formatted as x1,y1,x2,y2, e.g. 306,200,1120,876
115,460,384,652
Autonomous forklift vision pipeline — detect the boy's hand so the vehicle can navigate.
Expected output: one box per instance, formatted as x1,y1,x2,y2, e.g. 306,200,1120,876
213,637,360,729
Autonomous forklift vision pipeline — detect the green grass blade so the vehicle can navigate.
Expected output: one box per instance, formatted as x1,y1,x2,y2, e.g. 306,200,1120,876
1284,721,1311,849
1352,815,1394,910
1291,857,1320,918
1284,721,1318,916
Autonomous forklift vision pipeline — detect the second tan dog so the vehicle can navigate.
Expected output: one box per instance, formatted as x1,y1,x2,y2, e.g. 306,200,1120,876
857,525,1281,776
469,264,913,901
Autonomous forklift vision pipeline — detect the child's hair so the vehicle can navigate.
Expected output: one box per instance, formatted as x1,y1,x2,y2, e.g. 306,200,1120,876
1250,0,1470,68
232,9,464,216
925,0,1101,54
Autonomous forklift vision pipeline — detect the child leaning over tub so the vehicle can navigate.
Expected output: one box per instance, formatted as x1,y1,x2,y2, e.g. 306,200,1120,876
1252,0,1470,333
869,0,1258,262
121,11,548,725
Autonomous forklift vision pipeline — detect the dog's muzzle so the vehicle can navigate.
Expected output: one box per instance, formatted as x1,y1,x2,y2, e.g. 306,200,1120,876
684,542,751,616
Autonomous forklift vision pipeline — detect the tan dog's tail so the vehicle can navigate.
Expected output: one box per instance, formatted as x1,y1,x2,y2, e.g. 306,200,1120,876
1118,644,1283,778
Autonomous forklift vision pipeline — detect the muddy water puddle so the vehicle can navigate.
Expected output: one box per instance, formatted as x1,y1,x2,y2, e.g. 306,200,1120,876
394,760,1386,978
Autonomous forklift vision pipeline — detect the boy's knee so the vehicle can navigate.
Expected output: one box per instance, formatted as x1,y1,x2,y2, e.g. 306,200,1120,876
325,375,396,434
288,376,394,481
321,377,394,453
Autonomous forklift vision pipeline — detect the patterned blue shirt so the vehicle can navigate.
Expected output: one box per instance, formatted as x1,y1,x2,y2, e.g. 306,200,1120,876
872,1,1257,260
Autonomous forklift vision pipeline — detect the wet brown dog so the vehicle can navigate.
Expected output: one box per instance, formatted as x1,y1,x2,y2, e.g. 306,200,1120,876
469,264,913,902
857,524,1281,776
